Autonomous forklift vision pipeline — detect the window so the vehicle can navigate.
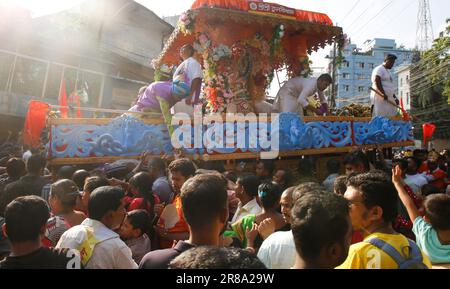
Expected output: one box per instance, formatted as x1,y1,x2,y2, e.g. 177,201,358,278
342,61,350,68
0,52,15,91
11,57,47,97
44,66,103,107
357,74,365,80
368,63,374,69
44,64,64,100
358,86,364,92
406,75,410,84
406,92,409,106
343,73,350,79
344,85,350,92
358,62,365,69
400,78,403,86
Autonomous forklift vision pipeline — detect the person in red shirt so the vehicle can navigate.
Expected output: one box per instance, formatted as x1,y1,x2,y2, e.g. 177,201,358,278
127,172,160,220
426,158,448,193
154,159,196,249
414,149,429,173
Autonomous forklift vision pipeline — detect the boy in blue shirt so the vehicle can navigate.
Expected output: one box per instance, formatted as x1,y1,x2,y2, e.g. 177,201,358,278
393,165,450,265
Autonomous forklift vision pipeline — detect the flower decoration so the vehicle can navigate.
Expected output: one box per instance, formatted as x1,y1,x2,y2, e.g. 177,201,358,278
178,11,196,35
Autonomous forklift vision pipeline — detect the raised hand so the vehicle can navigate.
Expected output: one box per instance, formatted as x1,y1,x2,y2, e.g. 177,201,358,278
257,218,275,240
392,165,404,185
245,223,259,248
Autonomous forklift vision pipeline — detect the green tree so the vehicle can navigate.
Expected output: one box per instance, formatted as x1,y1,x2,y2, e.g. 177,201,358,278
410,19,450,139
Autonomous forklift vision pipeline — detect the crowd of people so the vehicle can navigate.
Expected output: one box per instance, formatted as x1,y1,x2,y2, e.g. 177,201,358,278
0,146,449,269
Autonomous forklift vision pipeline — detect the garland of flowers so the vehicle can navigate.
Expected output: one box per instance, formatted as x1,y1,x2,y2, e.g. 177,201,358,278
194,33,233,113
178,10,196,35
152,64,174,81
286,55,313,78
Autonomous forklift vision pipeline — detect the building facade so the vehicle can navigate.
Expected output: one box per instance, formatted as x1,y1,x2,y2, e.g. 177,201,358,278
330,38,415,108
0,0,174,121
396,64,411,111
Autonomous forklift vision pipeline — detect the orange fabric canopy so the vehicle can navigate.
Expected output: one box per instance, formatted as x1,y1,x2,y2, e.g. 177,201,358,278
191,0,333,25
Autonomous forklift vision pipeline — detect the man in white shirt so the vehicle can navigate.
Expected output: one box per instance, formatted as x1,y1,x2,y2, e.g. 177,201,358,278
173,44,203,106
257,187,296,269
230,174,262,224
370,54,400,117
405,156,428,193
56,186,138,269
273,74,332,117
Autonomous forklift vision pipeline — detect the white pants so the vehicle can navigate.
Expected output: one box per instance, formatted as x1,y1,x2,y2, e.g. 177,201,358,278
273,89,304,115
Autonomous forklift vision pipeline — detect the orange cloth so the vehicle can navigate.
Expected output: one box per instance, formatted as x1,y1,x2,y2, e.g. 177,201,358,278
191,0,333,25
158,194,189,249
23,100,50,148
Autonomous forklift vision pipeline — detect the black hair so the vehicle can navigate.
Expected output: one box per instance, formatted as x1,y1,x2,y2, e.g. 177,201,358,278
126,209,152,237
326,159,341,174
384,54,398,61
181,44,195,57
257,160,275,176
344,149,370,171
292,182,325,203
413,149,428,158
258,182,282,209
72,170,90,191
128,172,156,220
392,158,408,171
50,179,79,208
57,166,75,180
84,176,110,194
237,173,261,199
223,171,237,183
346,172,398,223
275,169,294,189
4,196,50,243
424,194,450,230
168,246,266,269
406,156,421,169
318,73,333,83
333,175,348,195
5,158,25,179
0,182,27,217
168,158,196,178
26,154,46,175
291,192,350,261
421,184,441,197
298,157,315,176
148,157,167,174
88,186,125,221
202,161,225,173
180,173,228,229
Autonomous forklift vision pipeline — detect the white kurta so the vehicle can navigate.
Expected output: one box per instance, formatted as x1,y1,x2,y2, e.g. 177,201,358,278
370,65,397,117
272,77,326,115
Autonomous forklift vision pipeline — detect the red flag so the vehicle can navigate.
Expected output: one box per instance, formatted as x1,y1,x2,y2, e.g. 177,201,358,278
23,101,50,148
74,94,82,118
59,78,68,118
400,96,405,111
423,123,436,147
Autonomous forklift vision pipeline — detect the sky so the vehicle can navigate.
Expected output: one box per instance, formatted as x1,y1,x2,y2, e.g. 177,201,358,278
5,0,450,70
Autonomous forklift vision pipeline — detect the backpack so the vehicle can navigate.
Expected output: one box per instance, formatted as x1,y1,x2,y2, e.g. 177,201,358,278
366,237,428,269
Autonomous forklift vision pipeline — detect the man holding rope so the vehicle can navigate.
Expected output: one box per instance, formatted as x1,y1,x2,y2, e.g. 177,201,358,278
370,54,400,117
